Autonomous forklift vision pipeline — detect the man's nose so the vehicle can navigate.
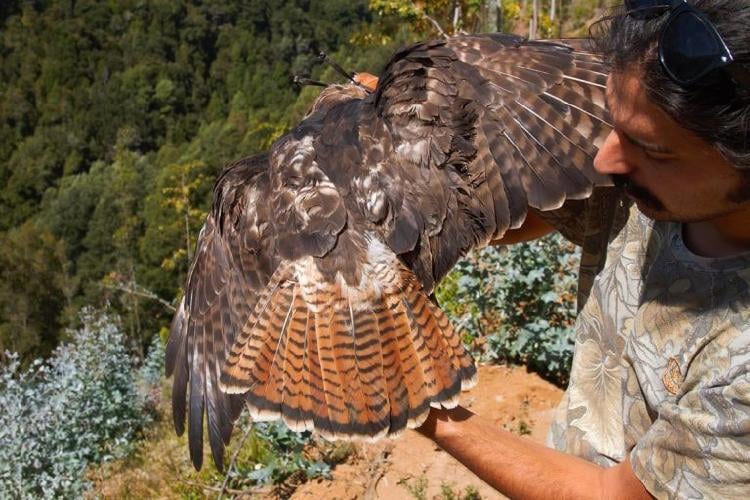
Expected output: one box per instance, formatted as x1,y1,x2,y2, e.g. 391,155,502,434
593,130,635,176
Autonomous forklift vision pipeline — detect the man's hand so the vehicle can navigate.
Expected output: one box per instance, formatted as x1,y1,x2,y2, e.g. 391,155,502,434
417,406,654,500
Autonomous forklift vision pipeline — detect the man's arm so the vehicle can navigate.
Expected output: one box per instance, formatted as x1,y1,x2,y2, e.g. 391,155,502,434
489,210,557,245
417,406,654,500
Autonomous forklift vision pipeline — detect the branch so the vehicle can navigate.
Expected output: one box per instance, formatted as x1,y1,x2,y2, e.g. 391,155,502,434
177,478,270,496
218,420,255,500
363,442,394,500
103,279,177,313
422,13,449,39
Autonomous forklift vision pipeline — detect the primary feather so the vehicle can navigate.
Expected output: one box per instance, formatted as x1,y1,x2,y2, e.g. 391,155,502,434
166,33,612,470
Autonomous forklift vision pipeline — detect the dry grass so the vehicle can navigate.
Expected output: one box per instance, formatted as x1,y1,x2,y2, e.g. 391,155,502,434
86,382,226,499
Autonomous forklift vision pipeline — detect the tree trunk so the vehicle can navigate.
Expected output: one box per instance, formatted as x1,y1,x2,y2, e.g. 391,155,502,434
530,0,539,39
181,170,193,264
557,0,567,36
487,0,500,32
498,0,504,32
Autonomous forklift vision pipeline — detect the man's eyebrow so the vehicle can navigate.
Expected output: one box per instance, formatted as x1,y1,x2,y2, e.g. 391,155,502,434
620,129,673,154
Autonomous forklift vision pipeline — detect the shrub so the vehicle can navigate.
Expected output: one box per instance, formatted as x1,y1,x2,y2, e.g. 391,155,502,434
214,416,332,497
0,309,151,499
136,334,166,422
436,233,580,386
245,421,332,486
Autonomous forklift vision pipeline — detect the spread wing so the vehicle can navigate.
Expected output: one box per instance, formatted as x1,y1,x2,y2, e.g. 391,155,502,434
167,34,612,470
367,34,610,289
165,152,278,471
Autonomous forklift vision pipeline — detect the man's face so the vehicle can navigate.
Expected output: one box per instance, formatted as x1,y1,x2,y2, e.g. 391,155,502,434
594,70,750,222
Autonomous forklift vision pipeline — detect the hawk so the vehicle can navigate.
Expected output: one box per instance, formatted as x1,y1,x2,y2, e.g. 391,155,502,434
166,33,612,470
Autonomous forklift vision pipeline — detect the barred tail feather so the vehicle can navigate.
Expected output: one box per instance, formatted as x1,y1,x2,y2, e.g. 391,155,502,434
219,256,476,440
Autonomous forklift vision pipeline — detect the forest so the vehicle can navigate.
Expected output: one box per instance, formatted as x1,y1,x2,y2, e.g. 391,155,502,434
0,1,607,497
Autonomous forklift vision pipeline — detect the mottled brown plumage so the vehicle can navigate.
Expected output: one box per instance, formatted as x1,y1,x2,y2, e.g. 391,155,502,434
166,33,612,470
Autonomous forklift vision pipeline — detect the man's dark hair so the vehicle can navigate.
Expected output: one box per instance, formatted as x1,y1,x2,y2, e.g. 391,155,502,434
592,0,750,171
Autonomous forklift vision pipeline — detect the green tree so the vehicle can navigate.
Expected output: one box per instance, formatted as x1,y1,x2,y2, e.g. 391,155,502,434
0,222,69,363
140,160,212,302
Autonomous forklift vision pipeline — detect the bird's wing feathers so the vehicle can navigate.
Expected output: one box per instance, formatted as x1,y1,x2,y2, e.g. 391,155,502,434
372,35,611,285
165,153,275,470
168,34,612,470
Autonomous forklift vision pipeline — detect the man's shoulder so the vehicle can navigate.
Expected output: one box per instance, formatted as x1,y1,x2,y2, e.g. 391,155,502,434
540,186,631,308
537,186,629,248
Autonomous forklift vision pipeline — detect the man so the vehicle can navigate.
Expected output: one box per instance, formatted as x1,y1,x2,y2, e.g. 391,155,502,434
417,1,750,498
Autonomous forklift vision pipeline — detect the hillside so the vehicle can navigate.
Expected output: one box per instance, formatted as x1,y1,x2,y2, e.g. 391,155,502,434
90,364,563,499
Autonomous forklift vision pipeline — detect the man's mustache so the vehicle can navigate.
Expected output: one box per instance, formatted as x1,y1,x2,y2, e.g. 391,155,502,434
612,174,665,211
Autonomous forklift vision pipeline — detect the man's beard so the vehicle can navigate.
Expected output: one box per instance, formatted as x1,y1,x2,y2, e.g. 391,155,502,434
612,174,665,213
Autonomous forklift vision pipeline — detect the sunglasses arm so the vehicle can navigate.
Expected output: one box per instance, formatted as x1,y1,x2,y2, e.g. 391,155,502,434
726,64,750,94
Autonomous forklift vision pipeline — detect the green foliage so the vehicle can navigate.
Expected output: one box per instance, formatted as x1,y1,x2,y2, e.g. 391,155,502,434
140,159,212,299
244,422,331,486
202,418,333,497
399,475,483,500
399,474,429,500
369,0,492,36
567,0,610,36
440,482,482,500
0,0,398,359
0,309,159,498
137,334,167,420
437,233,580,386
368,1,602,39
0,221,69,363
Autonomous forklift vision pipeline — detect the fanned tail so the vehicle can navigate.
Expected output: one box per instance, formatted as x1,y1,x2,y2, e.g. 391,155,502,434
220,240,476,439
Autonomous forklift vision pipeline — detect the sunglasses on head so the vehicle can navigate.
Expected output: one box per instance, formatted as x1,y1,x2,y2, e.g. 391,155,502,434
625,0,750,91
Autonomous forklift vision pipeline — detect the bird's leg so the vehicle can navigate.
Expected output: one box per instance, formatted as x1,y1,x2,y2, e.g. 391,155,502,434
318,51,355,82
293,75,328,87
317,52,376,93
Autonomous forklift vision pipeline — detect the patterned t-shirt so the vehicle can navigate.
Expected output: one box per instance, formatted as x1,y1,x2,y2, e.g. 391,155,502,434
540,190,750,499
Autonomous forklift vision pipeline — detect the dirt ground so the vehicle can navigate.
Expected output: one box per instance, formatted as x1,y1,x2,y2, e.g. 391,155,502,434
291,364,563,500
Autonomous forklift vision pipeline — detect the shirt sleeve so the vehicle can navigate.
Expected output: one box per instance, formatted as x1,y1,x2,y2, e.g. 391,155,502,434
535,186,624,247
535,197,589,246
630,368,750,499
536,185,629,309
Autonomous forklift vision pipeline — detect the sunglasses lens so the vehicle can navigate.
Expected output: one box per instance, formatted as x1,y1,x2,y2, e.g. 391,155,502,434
661,10,727,84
